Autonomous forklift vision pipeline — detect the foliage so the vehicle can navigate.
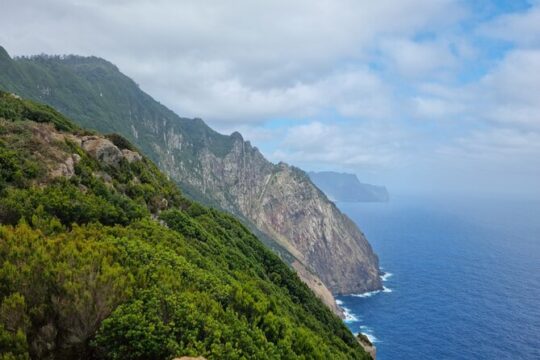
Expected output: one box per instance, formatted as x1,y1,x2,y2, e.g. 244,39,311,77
0,91,76,132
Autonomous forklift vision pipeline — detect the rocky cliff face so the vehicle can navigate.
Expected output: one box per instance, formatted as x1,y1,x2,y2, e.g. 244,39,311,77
158,131,382,295
0,49,382,314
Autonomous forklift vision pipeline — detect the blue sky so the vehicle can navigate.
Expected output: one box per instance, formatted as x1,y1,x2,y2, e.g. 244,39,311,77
1,0,539,196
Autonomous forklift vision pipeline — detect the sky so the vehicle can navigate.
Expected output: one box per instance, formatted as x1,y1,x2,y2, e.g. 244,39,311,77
1,0,539,197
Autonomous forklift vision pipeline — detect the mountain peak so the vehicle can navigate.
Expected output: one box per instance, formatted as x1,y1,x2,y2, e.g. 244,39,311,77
0,46,12,63
230,131,244,142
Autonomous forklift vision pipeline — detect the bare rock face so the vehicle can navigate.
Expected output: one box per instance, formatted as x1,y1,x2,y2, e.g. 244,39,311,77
81,136,123,167
32,125,142,181
80,136,143,167
50,154,80,179
292,261,343,316
252,163,381,294
122,149,143,163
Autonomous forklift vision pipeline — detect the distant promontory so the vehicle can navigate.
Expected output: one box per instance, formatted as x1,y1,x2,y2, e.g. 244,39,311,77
308,171,389,203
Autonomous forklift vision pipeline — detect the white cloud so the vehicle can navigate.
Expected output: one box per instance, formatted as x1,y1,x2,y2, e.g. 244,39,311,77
271,121,408,171
440,128,540,159
379,38,459,79
479,4,540,47
0,0,464,125
479,49,540,128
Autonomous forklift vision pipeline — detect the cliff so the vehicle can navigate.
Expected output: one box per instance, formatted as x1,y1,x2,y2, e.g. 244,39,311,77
161,133,381,295
309,171,389,203
0,47,382,310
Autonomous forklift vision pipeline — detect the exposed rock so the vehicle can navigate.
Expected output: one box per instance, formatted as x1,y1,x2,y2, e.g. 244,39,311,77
357,333,376,359
81,136,123,167
292,260,343,317
79,136,143,166
50,154,80,179
122,148,143,163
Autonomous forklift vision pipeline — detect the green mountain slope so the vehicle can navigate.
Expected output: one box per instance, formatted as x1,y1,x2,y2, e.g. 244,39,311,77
0,47,382,312
0,91,370,359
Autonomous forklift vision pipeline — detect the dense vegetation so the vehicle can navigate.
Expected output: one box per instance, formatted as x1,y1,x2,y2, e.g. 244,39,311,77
0,92,369,359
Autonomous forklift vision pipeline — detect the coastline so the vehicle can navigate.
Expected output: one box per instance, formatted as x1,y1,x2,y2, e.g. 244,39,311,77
336,269,394,358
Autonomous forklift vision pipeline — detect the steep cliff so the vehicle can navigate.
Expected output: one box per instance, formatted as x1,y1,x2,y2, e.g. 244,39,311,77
161,134,381,294
0,47,382,307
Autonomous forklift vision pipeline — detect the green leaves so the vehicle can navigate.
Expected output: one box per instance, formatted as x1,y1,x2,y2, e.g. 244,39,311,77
0,91,77,132
0,181,145,227
0,223,133,359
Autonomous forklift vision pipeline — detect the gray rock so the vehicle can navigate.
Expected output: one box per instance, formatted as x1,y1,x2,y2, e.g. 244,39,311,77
81,136,123,167
122,149,143,163
50,153,80,179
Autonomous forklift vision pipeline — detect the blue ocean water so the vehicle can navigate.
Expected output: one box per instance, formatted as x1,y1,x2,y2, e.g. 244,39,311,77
337,196,540,360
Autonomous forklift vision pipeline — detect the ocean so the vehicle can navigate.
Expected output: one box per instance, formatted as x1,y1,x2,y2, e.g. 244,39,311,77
336,196,540,359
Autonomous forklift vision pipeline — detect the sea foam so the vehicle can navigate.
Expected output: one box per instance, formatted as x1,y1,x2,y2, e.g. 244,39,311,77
337,300,359,323
359,326,379,343
350,285,393,298
343,307,359,323
381,272,393,282
351,290,381,298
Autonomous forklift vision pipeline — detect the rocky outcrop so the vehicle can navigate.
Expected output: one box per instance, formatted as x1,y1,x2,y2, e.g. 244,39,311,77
50,154,80,179
357,333,376,359
122,149,143,163
22,123,143,181
79,136,143,167
81,136,124,167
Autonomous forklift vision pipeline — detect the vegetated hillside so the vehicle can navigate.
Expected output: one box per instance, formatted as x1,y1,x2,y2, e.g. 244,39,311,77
308,172,389,203
0,47,382,312
0,91,370,359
